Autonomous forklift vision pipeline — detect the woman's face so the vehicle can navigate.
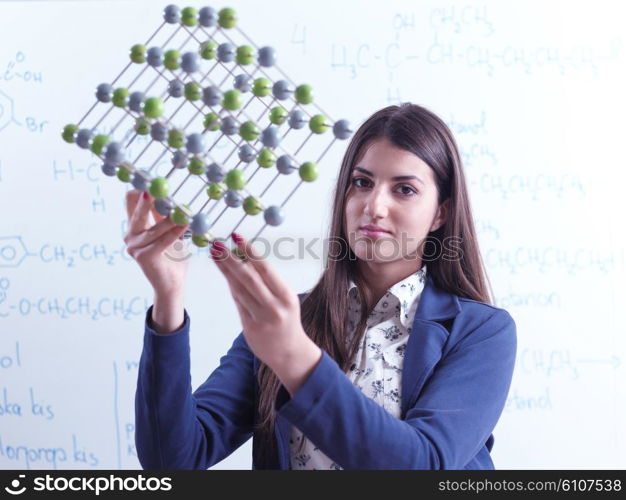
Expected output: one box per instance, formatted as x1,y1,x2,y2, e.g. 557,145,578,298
344,137,447,264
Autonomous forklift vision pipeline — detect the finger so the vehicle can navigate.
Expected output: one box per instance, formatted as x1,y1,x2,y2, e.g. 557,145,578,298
151,226,188,253
230,232,291,301
211,241,270,313
125,190,142,220
150,206,166,224
213,239,276,307
128,191,153,235
232,288,256,324
130,216,178,249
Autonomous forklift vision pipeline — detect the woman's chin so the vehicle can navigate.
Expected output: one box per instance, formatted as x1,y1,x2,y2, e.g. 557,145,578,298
351,239,403,262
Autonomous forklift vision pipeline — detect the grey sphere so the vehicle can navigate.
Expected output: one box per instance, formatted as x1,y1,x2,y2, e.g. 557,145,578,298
224,189,243,208
264,205,284,226
234,74,252,93
171,150,188,169
333,119,353,140
272,80,293,100
199,7,217,27
258,46,276,67
206,162,225,183
168,79,184,98
154,198,174,216
221,116,238,135
131,169,151,191
150,122,168,142
181,52,200,74
101,162,117,177
217,43,236,63
146,47,163,67
104,141,124,164
238,144,256,163
288,110,307,129
75,129,92,149
261,126,280,148
96,83,112,103
163,5,180,23
185,133,204,155
202,86,221,107
276,155,297,175
128,91,145,113
191,213,210,235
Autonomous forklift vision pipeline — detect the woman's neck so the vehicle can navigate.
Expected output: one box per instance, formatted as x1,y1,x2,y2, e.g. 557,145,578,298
357,258,424,310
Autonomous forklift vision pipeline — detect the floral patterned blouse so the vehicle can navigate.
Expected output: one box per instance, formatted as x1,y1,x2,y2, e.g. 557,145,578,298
289,265,428,470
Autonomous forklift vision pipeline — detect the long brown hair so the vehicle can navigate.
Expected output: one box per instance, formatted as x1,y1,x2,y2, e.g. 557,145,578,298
254,102,494,463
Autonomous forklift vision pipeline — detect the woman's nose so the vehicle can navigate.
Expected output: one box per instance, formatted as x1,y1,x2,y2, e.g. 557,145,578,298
363,188,389,219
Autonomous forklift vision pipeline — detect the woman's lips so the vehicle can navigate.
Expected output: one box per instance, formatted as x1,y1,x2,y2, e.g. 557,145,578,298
359,228,391,239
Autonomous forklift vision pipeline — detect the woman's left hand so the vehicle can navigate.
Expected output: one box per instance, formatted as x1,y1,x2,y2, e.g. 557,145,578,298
209,232,314,372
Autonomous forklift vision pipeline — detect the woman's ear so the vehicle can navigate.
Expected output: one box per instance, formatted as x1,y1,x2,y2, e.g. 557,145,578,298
429,199,449,233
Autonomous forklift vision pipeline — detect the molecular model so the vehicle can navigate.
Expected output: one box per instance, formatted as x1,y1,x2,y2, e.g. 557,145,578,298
62,4,352,249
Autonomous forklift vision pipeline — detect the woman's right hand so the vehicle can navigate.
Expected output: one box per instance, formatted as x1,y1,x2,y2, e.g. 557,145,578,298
124,189,190,297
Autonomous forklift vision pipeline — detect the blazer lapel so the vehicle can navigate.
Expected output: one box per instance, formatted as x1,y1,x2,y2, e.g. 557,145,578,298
401,274,461,417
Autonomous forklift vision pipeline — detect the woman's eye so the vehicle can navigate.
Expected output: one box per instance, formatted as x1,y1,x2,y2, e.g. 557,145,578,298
351,177,369,188
351,177,417,196
398,185,417,196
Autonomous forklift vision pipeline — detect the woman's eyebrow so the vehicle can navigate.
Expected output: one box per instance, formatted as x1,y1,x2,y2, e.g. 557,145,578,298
353,166,424,185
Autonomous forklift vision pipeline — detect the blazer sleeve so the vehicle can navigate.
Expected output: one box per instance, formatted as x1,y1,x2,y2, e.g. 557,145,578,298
135,305,255,469
275,309,517,469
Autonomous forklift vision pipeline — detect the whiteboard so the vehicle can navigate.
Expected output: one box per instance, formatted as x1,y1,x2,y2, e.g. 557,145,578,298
1,0,625,470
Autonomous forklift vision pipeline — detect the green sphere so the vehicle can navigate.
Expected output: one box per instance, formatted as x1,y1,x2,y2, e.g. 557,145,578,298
149,177,169,199
134,117,150,135
171,204,192,226
218,7,237,28
188,156,206,174
309,114,329,134
222,89,242,110
164,50,180,70
168,129,184,149
299,161,318,182
184,82,202,101
257,148,276,168
90,134,109,155
269,106,288,125
181,7,197,26
236,45,255,65
62,124,77,143
225,169,245,190
143,97,164,119
243,196,263,215
192,234,210,247
207,182,225,199
112,88,129,108
239,121,259,141
252,78,271,97
130,44,146,63
200,40,217,60
117,163,132,183
203,112,221,131
295,84,313,104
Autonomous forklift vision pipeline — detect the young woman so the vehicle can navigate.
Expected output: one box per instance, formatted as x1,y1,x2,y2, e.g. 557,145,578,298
127,103,517,470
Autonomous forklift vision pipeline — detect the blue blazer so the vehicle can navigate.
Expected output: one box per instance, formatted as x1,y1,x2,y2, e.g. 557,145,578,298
135,273,517,469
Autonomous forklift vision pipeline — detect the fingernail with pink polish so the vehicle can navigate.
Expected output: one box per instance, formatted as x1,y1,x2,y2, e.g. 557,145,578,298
212,240,227,252
231,232,243,244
